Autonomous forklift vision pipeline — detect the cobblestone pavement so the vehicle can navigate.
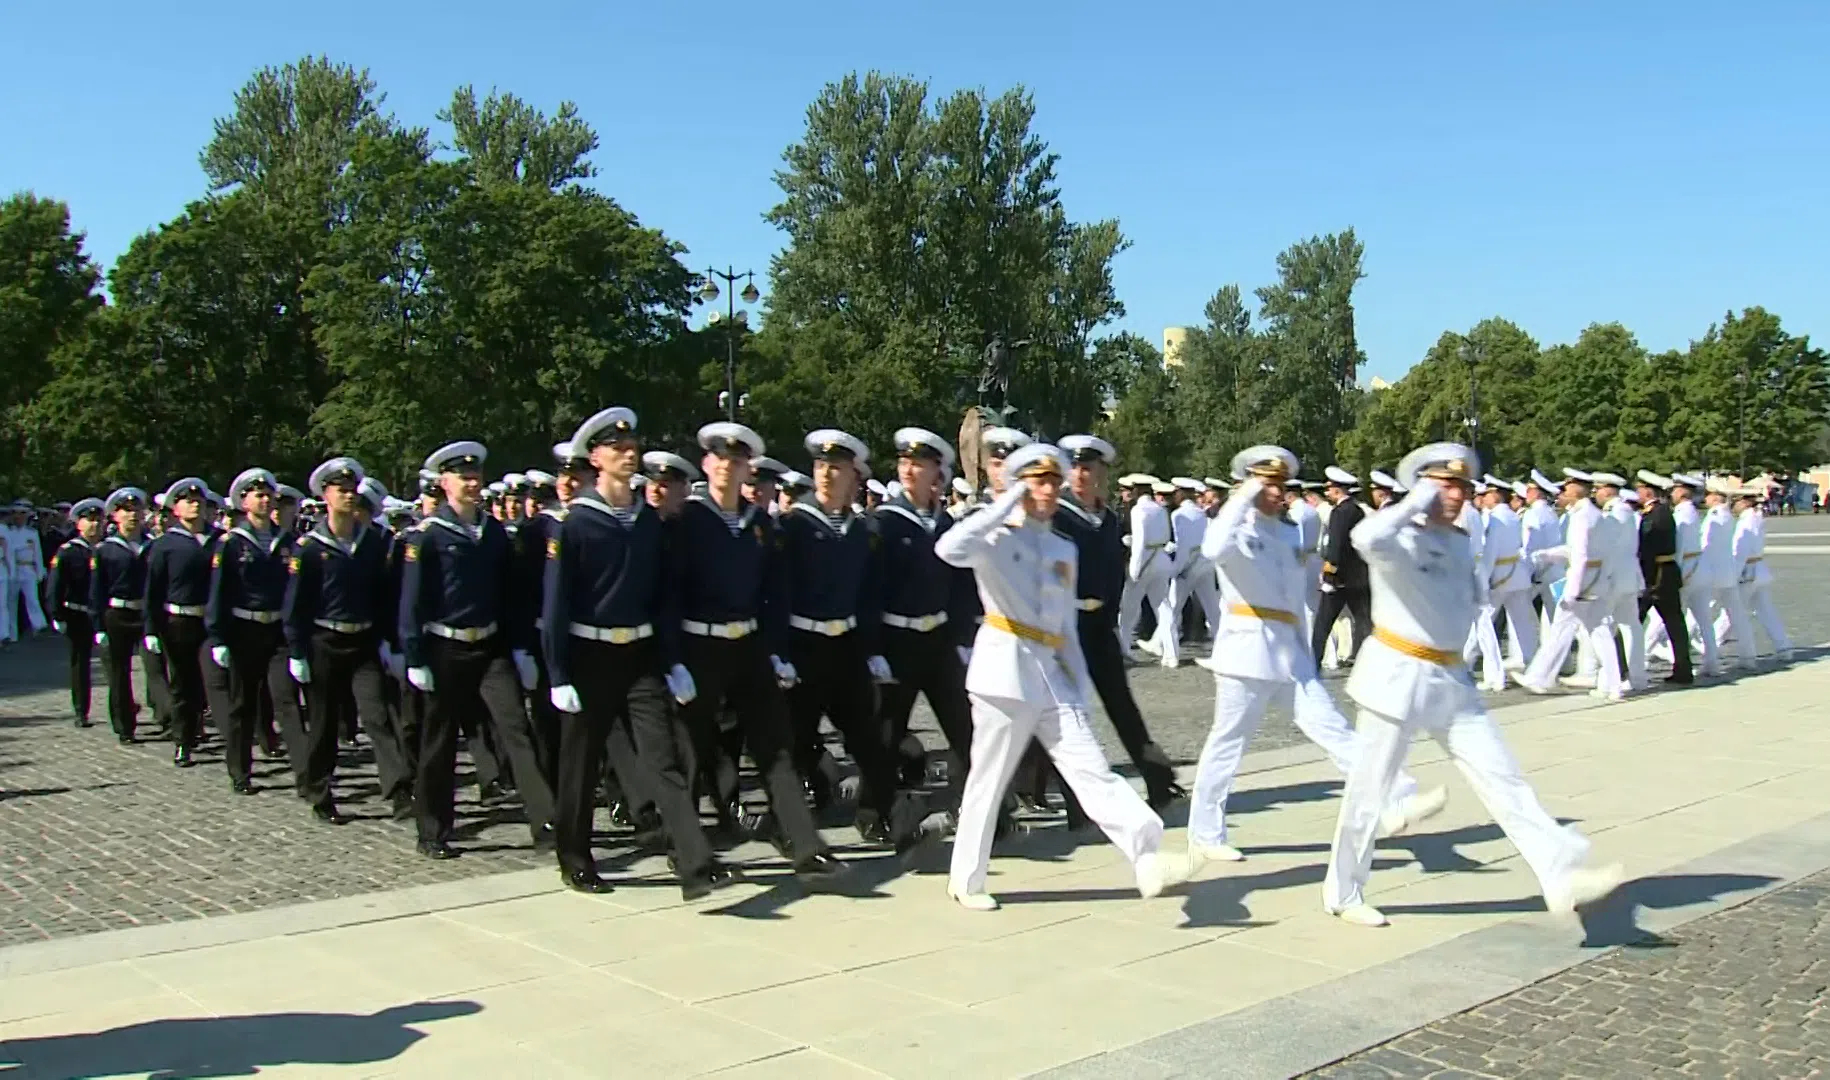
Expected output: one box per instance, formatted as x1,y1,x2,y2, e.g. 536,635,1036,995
1305,867,1830,1080
0,515,1820,949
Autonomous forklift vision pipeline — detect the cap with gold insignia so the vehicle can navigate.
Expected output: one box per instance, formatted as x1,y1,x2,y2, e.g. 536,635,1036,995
524,469,556,490
1397,441,1481,490
1561,467,1593,484
643,451,701,482
698,421,765,458
1058,434,1116,466
72,497,105,519
425,441,487,475
1203,476,1231,491
105,487,149,514
161,477,209,505
1151,479,1176,495
1004,442,1067,480
229,468,279,504
571,406,638,451
1230,445,1300,483
804,429,869,465
750,456,788,480
1671,472,1705,490
1635,470,1672,490
357,477,388,509
307,457,365,498
1171,476,1203,493
893,427,955,469
981,426,1031,459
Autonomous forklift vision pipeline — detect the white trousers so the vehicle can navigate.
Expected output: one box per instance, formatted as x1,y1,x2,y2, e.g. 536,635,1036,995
1610,591,1647,690
1709,584,1760,670
11,577,45,635
949,693,1163,895
0,575,13,641
1715,581,1792,659
1462,590,1535,690
1323,701,1590,912
1522,599,1620,694
1150,564,1220,666
1188,673,1416,849
1646,587,1722,675
1119,568,1171,653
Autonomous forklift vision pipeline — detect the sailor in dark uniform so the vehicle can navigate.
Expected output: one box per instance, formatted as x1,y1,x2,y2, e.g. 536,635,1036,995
642,452,697,519
88,488,154,743
745,456,788,517
399,441,556,860
872,428,977,812
514,466,565,785
284,457,409,824
663,422,849,886
144,477,220,767
49,498,104,726
206,468,300,794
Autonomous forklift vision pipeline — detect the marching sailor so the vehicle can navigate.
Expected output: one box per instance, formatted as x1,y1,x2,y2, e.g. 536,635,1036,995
1313,465,1371,666
206,468,300,794
1520,472,1624,697
1463,476,1531,691
89,488,154,743
49,498,104,726
1118,474,1173,656
144,477,219,767
1646,473,1719,676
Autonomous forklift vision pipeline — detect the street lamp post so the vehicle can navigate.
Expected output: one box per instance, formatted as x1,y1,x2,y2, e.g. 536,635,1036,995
698,267,760,420
1735,358,1748,479
1458,338,1484,462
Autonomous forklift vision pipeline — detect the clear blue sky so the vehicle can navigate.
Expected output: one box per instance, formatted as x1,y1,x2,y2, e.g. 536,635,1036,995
5,1,1825,381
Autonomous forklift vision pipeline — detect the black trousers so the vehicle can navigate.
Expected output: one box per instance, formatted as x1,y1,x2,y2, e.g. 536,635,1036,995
162,615,211,752
396,680,424,782
1310,585,1372,667
414,637,555,844
63,612,93,719
1081,615,1179,803
877,626,974,811
786,631,909,825
676,634,829,860
224,620,299,787
562,639,700,879
101,609,145,738
461,699,506,791
1639,568,1694,682
143,628,172,735
301,628,409,807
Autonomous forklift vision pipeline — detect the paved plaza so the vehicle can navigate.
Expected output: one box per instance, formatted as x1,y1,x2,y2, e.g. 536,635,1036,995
0,516,1827,1077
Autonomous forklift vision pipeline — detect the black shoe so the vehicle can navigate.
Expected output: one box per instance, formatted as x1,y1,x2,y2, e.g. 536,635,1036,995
681,863,741,901
532,823,557,853
417,839,458,860
479,780,511,806
858,818,892,846
390,792,416,821
73,716,91,729
231,780,256,796
563,869,614,895
311,803,347,826
173,747,194,768
608,800,633,829
1147,781,1188,812
1664,674,1695,686
117,734,134,746
793,851,850,888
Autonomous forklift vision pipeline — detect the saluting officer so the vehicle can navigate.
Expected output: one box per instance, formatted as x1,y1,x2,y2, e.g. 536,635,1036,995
284,457,410,824
144,477,219,768
662,421,849,887
49,498,104,726
399,441,556,860
206,468,299,795
90,488,155,744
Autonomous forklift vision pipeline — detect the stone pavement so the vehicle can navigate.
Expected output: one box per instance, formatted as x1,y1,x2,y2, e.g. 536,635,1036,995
3,636,1829,1077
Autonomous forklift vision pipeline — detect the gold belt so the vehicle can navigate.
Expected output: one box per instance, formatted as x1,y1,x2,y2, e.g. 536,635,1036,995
1493,555,1519,566
1655,554,1676,563
1373,627,1461,666
1227,603,1298,625
983,613,1064,649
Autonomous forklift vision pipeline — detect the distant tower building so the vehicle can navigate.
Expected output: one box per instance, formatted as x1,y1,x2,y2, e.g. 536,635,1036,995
1368,376,1391,390
1163,327,1189,368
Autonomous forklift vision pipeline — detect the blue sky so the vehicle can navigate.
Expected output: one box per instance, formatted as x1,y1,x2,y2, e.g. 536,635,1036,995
5,1,1825,382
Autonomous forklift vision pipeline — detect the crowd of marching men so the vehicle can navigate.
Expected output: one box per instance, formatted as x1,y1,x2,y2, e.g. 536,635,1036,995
32,410,1792,920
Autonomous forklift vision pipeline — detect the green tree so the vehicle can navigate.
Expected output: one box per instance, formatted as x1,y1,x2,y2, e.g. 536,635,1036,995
1525,323,1640,469
0,193,102,495
1098,340,1186,476
1668,308,1830,475
1254,230,1368,469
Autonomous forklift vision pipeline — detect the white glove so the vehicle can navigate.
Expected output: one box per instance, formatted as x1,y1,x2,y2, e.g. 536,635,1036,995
53,620,64,634
770,654,798,689
664,663,697,705
289,657,311,684
1319,582,1337,594
550,684,583,713
210,645,230,669
957,645,972,666
143,635,162,655
95,632,107,647
866,654,894,683
511,649,538,691
407,666,435,692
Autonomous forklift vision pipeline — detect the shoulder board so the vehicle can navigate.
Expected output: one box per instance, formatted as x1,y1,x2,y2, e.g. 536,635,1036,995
546,536,560,560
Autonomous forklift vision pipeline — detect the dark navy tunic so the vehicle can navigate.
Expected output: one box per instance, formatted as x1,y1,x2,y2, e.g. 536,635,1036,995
540,497,676,685
283,524,390,661
664,495,788,653
397,506,516,668
145,526,219,639
1053,495,1126,632
48,537,95,619
89,533,150,618
205,525,295,647
873,496,980,650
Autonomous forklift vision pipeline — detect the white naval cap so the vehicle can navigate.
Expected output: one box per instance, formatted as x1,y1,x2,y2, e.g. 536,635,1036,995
152,493,167,509
524,469,556,488
805,429,869,465
277,484,305,503
1151,480,1176,495
425,441,487,475
571,406,639,451
307,457,365,498
229,468,279,504
781,470,812,492
893,427,956,470
552,441,588,468
1561,467,1593,483
1230,445,1300,483
1671,471,1705,489
358,476,389,507
382,495,413,514
1529,468,1558,491
886,480,903,499
1203,477,1231,491
981,426,1031,457
71,497,106,518
643,451,701,481
1368,469,1399,491
1323,465,1357,486
1397,442,1481,491
1059,434,1116,466
698,421,765,458
1120,473,1160,488
1588,471,1628,487
1706,475,1737,496
502,473,528,490
749,456,788,479
1635,469,1673,490
866,478,888,497
1171,476,1203,492
106,487,150,514
487,482,508,496
1004,442,1068,479
950,476,973,496
1619,489,1642,505
161,476,210,505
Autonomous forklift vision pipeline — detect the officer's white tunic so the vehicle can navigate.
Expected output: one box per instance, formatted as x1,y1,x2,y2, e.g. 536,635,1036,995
1151,500,1217,664
935,485,1164,896
1646,498,1721,675
1186,479,1415,851
1601,498,1647,689
1520,499,1622,695
1714,507,1791,660
1323,483,1592,912
1463,502,1533,688
1288,497,1323,634
1118,497,1173,654
10,525,47,634
1698,501,1754,670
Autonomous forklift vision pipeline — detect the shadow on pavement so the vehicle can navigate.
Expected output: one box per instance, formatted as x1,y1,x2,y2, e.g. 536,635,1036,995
1228,780,1343,815
1174,857,1410,929
0,1000,482,1078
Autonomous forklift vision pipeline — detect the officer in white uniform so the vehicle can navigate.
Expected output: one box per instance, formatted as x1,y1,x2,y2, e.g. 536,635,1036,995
1464,477,1530,690
1723,487,1792,661
1185,446,1442,870
1520,472,1623,699
1149,477,1213,667
1119,474,1173,656
1696,479,1754,671
1285,480,1323,635
1321,441,1622,927
935,442,1184,910
1590,472,1646,691
10,507,47,636
1518,469,1562,666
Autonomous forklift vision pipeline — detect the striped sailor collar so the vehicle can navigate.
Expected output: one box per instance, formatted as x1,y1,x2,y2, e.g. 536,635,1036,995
568,494,647,524
688,493,757,532
306,524,371,556
422,504,493,541
790,496,857,534
1055,494,1099,526
877,495,944,533
103,533,147,555
229,524,286,554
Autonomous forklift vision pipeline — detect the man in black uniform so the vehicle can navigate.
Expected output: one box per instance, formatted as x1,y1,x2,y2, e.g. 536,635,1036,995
206,468,300,795
1635,470,1693,686
144,477,219,767
1055,435,1184,810
89,488,154,744
542,406,741,898
49,498,104,726
1312,465,1371,665
399,440,556,860
284,457,410,824
663,421,848,886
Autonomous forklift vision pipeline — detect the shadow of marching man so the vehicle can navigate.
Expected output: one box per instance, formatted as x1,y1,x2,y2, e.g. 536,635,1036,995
0,999,481,1078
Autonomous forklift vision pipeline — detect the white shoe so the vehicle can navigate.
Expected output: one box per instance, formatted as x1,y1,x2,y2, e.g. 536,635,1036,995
1503,660,1526,674
1330,903,1388,927
1187,840,1244,869
948,889,999,912
1546,863,1625,915
1480,681,1506,694
1559,673,1597,689
1134,851,1191,899
1377,786,1448,839
1193,653,1220,673
1135,637,1161,657
1588,687,1626,703
1519,681,1556,696
1160,657,1182,670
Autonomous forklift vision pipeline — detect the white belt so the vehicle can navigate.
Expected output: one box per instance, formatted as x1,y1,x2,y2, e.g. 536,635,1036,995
425,621,496,643
1077,598,1104,612
882,612,947,632
534,617,545,631
65,603,93,615
791,615,856,637
682,618,757,640
232,607,282,624
314,618,372,634
165,603,206,617
569,622,654,645
108,598,144,611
